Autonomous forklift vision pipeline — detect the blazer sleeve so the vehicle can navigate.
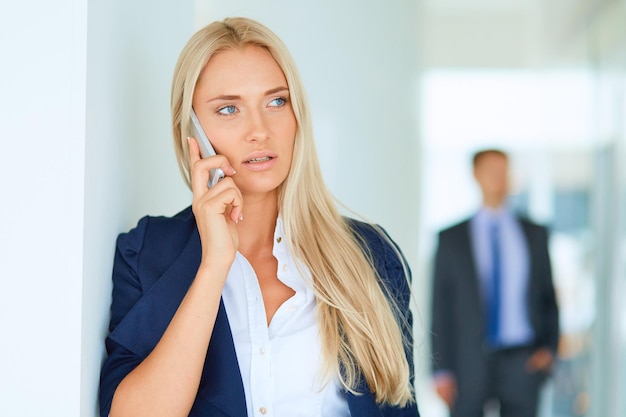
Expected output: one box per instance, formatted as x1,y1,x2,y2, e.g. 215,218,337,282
430,230,456,374
534,225,560,353
99,217,150,417
377,225,414,373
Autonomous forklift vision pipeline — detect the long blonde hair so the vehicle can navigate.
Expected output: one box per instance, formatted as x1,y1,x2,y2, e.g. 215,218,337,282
171,17,413,406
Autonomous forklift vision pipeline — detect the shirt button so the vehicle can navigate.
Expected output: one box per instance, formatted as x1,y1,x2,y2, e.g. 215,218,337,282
289,305,297,312
259,407,267,415
282,264,288,272
259,347,266,355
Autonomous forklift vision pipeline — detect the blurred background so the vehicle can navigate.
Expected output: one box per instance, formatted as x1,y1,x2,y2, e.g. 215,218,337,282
1,0,624,416
418,0,626,417
416,1,625,417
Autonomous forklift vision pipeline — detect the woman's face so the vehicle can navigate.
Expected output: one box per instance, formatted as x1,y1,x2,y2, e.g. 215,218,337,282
192,45,297,197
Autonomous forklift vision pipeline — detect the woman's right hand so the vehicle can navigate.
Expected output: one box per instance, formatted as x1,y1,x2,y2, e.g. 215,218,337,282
109,140,242,417
188,137,242,269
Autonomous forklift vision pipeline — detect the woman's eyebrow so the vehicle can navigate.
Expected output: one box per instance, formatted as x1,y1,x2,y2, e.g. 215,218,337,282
265,86,289,96
207,94,240,103
207,86,289,103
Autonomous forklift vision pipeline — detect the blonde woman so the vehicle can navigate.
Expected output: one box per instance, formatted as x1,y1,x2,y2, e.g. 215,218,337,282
99,17,419,417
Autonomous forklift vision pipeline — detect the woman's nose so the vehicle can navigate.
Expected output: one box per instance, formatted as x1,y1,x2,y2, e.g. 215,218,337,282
245,110,270,142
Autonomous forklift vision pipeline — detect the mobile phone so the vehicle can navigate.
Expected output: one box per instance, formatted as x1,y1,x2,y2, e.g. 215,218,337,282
190,108,225,188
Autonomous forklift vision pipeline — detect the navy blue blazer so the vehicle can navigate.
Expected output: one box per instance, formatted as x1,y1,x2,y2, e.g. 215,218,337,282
99,207,420,417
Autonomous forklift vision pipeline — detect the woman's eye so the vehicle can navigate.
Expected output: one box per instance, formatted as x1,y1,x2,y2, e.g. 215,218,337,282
269,97,287,107
217,105,237,115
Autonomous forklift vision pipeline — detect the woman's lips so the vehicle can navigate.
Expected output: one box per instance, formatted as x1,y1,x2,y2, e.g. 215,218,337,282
242,151,277,171
246,156,273,163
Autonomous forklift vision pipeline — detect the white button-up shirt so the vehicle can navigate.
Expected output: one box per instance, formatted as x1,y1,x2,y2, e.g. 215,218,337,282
221,217,350,417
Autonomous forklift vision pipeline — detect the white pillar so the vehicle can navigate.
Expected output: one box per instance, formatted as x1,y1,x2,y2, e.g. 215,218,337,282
0,1,87,415
1,0,195,415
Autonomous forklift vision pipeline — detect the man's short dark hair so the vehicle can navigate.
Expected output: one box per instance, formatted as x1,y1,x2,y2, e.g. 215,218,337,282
472,149,508,168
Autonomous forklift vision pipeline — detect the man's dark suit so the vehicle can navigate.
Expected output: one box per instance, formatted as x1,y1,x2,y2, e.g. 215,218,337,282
430,216,559,417
99,206,420,417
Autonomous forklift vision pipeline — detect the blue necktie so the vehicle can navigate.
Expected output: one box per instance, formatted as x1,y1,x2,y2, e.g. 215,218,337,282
487,220,501,347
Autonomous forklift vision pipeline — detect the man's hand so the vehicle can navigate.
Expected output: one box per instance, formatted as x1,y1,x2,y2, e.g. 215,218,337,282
434,373,457,408
526,347,554,372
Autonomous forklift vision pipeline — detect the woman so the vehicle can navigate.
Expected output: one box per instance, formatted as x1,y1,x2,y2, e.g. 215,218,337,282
99,17,419,417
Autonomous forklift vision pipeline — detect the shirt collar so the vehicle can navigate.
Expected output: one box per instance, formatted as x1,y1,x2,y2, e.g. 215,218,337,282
474,205,515,228
271,216,313,295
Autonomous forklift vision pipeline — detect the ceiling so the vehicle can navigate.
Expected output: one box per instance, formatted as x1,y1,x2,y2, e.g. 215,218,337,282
418,0,620,68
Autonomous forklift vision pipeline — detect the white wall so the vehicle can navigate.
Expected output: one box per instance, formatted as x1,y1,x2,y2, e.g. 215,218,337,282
1,0,194,415
82,0,194,415
0,0,87,415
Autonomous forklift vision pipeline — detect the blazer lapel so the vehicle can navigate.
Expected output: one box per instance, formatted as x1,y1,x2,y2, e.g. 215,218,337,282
459,221,484,313
196,300,247,416
109,229,247,416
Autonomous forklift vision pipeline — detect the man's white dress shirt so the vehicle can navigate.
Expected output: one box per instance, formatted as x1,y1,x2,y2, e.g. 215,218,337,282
470,207,534,347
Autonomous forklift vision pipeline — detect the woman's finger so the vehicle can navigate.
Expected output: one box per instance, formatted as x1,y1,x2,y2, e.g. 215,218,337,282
188,137,209,198
197,177,244,221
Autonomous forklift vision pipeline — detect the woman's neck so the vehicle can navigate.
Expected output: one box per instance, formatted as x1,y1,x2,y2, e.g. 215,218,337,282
235,191,279,256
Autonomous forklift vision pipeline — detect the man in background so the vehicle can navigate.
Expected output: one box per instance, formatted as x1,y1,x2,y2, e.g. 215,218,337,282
430,149,560,417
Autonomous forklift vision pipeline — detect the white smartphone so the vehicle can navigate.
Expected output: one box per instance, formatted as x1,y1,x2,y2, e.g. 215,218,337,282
190,108,225,188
